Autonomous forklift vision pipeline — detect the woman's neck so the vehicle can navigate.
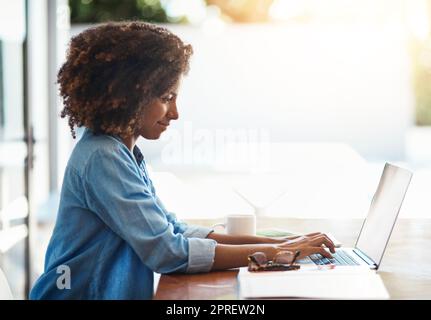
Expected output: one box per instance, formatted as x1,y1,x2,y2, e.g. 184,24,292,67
121,134,139,152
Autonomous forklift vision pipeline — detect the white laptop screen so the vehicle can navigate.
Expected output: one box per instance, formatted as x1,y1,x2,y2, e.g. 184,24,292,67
355,163,412,267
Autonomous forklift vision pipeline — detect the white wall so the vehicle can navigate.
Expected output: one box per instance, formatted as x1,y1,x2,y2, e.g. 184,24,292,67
159,23,415,163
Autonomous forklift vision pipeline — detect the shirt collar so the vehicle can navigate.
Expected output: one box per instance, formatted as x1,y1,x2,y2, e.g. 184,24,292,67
107,132,145,166
132,145,144,166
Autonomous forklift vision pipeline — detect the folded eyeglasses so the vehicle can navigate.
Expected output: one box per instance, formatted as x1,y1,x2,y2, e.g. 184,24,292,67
248,250,301,272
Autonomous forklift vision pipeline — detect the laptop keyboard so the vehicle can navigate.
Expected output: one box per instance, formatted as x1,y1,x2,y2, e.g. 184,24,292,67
308,250,360,266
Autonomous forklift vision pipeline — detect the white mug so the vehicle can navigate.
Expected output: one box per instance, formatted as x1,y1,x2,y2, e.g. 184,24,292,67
212,214,256,236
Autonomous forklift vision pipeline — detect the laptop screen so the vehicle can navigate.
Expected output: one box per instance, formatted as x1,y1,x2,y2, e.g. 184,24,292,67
355,163,412,268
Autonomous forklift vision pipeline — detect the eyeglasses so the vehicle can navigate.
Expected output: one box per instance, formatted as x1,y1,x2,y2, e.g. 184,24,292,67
248,250,301,272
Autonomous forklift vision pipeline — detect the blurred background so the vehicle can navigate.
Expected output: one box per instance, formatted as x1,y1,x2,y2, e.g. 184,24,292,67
1,0,431,299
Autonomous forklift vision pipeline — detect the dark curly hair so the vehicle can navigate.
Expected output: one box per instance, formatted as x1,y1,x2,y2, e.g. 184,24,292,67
58,21,193,138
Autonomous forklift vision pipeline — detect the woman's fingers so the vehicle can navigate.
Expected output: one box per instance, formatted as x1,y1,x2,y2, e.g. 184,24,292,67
305,232,321,237
294,247,332,260
277,234,337,260
277,245,334,260
302,246,334,259
318,246,334,259
308,235,336,253
287,235,308,244
280,234,335,252
286,232,320,241
300,233,335,249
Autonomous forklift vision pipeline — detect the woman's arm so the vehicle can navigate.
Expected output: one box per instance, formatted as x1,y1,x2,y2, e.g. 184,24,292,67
207,231,323,245
211,243,278,270
211,234,336,271
207,232,282,245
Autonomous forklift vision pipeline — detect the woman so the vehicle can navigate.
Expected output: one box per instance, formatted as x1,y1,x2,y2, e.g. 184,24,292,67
30,22,335,300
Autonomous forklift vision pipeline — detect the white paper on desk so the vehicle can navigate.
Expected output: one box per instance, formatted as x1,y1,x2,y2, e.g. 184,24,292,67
238,267,389,299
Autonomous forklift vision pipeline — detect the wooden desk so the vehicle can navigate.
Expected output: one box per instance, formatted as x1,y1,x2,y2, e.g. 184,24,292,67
155,218,431,299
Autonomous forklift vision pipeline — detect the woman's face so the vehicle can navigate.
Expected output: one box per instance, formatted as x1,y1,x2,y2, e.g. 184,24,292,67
138,80,181,140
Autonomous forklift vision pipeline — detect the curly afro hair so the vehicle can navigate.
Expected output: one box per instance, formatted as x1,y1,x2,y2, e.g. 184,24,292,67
58,21,193,138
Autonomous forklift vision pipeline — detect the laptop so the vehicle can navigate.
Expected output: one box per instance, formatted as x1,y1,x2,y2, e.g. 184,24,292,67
298,163,413,270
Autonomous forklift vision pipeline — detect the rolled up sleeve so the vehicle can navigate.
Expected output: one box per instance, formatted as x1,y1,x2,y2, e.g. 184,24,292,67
83,147,215,274
187,238,217,273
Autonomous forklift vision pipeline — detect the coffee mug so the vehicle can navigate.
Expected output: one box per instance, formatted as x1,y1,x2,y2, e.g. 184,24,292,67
212,214,256,236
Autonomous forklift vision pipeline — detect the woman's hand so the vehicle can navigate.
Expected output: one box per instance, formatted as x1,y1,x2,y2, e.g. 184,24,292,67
210,233,336,270
279,232,322,242
270,232,324,244
276,233,336,260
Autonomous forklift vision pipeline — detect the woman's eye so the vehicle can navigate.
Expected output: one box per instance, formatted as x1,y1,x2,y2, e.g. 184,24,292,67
162,94,175,102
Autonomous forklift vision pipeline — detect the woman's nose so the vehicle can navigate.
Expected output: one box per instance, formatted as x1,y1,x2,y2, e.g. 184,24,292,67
168,103,179,120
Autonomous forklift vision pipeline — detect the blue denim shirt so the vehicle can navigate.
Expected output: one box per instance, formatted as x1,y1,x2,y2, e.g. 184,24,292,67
30,128,217,299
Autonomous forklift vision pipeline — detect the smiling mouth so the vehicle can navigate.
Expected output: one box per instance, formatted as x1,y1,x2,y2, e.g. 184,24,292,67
157,122,169,127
